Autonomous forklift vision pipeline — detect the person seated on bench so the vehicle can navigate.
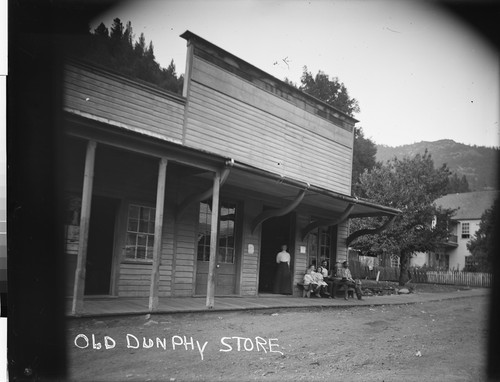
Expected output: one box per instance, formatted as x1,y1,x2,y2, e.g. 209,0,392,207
318,260,336,299
302,265,320,297
307,266,328,297
338,261,363,300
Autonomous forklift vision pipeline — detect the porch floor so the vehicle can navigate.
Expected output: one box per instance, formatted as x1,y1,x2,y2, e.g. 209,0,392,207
67,288,489,318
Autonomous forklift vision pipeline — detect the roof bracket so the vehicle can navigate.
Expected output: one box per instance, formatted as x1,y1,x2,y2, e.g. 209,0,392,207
346,214,397,247
251,188,307,234
301,203,355,241
175,163,232,220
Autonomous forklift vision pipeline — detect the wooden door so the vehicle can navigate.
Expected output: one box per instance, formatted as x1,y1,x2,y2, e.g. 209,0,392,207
195,201,238,295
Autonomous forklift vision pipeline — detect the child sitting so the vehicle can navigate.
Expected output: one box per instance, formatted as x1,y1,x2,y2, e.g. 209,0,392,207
302,265,320,297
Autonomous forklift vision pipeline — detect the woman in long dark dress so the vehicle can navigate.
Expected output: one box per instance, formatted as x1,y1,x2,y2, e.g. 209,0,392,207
273,244,292,294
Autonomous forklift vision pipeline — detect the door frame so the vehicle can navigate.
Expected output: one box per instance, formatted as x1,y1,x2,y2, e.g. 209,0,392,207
84,194,120,296
193,198,243,296
258,211,295,293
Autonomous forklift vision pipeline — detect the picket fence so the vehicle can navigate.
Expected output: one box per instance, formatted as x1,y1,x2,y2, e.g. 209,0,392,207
348,259,492,288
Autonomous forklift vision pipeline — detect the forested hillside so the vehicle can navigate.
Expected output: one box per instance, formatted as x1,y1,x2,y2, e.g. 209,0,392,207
376,140,498,191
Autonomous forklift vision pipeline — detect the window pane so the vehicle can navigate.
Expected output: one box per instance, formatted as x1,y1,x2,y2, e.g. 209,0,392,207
137,234,147,246
129,205,139,219
125,246,135,259
218,248,225,263
125,204,156,261
128,219,138,232
148,221,155,234
126,233,137,246
226,248,234,264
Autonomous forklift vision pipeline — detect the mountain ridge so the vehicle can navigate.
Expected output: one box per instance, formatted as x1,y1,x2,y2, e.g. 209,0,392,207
375,139,499,191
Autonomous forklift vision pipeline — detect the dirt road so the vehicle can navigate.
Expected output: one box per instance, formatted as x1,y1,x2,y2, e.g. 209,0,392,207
67,294,488,381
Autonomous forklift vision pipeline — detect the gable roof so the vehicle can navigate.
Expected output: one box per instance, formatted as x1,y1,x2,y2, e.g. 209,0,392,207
435,190,499,220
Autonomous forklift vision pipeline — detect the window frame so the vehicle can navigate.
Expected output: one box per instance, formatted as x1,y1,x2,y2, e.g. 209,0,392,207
123,203,156,262
307,224,336,269
197,199,239,264
461,222,470,239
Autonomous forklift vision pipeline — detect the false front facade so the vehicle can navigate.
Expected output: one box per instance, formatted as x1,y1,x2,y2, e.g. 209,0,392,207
62,31,399,313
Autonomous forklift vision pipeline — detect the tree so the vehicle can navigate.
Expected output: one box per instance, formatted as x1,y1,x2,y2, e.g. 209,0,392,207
109,18,124,41
352,127,377,196
94,22,109,38
65,19,184,94
446,173,470,194
299,66,360,117
350,150,455,285
466,198,499,272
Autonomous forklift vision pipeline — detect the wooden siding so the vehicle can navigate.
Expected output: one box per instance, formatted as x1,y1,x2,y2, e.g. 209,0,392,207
64,63,185,143
293,214,310,296
184,57,353,194
172,195,198,296
239,199,262,296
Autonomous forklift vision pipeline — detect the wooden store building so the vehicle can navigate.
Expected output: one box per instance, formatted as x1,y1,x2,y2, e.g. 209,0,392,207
62,31,399,314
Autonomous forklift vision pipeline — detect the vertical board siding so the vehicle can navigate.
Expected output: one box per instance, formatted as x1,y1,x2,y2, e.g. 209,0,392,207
240,199,261,296
185,58,353,194
64,63,185,143
293,214,310,296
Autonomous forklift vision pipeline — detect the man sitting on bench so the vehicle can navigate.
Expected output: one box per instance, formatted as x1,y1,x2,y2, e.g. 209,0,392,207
338,261,363,300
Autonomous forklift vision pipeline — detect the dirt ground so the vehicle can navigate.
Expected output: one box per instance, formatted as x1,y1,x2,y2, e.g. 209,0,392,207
66,287,489,382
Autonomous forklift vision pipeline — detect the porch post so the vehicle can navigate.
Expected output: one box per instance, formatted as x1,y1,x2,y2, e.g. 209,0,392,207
72,140,97,315
149,157,168,311
206,171,221,309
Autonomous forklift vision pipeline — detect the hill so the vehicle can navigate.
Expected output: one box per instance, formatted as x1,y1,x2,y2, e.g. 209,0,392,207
376,140,499,191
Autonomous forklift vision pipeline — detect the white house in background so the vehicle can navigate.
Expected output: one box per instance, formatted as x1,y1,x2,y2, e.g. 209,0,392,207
411,190,499,271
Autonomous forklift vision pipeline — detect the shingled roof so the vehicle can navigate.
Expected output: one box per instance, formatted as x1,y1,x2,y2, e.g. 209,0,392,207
435,190,499,220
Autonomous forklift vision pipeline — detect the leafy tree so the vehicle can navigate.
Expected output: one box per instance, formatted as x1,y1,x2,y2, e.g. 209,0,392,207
297,67,369,195
446,173,470,194
466,198,499,272
352,127,377,196
299,66,360,117
350,150,455,285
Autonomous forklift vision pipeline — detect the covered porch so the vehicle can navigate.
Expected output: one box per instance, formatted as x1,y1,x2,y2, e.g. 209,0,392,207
65,289,487,318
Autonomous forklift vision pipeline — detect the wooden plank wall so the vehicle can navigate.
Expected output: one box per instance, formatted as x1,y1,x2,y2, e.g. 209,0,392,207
239,199,262,296
172,201,198,296
293,214,310,296
64,63,185,143
184,57,354,194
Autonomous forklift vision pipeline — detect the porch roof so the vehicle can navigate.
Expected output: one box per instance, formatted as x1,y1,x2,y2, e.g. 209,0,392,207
65,111,399,219
225,161,400,218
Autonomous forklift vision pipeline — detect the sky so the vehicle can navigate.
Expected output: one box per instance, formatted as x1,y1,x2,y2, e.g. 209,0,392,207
91,0,499,148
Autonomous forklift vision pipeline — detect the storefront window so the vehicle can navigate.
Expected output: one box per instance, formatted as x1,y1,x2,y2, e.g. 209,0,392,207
307,225,335,269
125,204,156,260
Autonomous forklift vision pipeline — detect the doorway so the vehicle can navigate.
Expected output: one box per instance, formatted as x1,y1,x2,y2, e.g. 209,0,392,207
195,200,239,296
259,212,294,293
84,195,119,295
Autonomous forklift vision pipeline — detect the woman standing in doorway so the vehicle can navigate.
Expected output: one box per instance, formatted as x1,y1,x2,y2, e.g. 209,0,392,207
273,244,292,295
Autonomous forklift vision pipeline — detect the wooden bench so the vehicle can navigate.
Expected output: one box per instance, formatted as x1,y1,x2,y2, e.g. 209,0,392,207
297,281,357,299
